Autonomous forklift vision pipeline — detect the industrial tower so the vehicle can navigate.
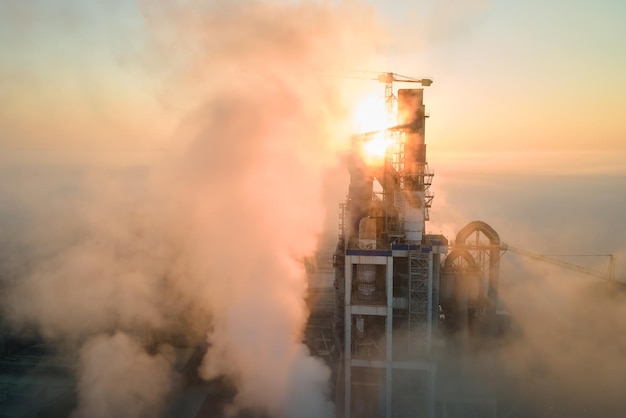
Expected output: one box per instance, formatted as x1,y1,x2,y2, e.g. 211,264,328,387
329,73,618,418
334,80,447,418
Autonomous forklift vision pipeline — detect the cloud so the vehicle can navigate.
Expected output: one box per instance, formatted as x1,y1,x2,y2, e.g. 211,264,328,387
71,332,174,418
0,1,384,416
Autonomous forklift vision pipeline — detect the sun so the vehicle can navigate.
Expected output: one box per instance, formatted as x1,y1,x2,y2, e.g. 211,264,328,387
361,132,387,165
363,133,387,157
351,94,393,166
351,94,392,134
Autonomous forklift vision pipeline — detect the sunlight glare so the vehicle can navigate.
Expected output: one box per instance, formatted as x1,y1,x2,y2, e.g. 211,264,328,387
361,132,387,166
352,95,391,133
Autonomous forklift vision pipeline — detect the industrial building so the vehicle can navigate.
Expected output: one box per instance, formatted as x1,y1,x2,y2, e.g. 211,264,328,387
327,73,616,418
0,71,618,418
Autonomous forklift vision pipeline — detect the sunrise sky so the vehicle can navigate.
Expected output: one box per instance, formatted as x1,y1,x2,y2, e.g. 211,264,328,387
368,0,626,173
3,0,625,167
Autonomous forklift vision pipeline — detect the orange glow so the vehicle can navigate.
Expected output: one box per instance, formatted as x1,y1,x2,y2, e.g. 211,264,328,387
361,132,388,166
351,95,391,133
351,94,393,166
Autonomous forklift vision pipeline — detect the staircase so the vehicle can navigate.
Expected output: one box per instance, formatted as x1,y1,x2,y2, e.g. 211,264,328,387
408,250,431,354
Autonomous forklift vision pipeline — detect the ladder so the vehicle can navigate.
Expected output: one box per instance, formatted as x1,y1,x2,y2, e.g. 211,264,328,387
338,202,346,241
408,250,431,354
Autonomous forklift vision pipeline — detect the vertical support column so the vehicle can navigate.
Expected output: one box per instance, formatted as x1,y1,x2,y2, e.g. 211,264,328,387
488,245,500,316
431,253,440,334
344,256,352,418
427,252,433,351
385,257,393,418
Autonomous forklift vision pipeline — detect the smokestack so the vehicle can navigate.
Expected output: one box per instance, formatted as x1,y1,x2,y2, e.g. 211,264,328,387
397,89,426,165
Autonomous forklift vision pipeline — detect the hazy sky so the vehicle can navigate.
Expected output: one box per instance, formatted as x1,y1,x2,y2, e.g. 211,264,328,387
1,0,624,259
3,0,625,165
367,0,626,160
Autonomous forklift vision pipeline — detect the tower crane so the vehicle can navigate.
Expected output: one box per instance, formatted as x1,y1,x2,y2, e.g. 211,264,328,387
334,70,433,116
501,243,615,283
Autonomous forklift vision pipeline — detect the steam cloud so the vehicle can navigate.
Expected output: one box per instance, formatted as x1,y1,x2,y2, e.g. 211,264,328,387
428,173,626,417
0,0,382,417
72,333,174,418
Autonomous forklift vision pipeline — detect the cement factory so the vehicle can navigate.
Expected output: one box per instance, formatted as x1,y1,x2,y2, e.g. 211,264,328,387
0,72,620,418
328,73,500,418
305,72,618,418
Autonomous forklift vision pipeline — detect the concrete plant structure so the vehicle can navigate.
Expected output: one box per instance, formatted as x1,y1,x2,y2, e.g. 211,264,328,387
333,75,505,418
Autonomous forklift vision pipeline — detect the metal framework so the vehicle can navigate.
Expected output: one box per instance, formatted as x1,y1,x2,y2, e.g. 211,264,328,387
408,251,432,354
501,243,615,282
336,71,437,418
338,202,346,242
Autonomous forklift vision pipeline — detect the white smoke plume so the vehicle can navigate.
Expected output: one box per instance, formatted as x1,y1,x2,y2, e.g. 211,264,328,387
72,332,175,418
0,0,383,417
